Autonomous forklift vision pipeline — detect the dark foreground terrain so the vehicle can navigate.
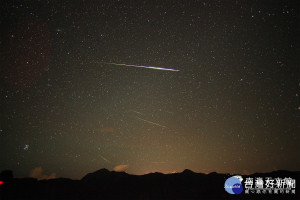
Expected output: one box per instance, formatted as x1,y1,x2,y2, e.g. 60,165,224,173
0,169,299,200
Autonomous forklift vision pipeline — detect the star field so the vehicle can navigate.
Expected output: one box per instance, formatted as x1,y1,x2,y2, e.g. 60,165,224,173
0,0,299,179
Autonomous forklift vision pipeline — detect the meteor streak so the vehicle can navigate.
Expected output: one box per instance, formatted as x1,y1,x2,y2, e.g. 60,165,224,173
100,155,111,163
129,110,144,115
100,62,180,72
136,116,168,129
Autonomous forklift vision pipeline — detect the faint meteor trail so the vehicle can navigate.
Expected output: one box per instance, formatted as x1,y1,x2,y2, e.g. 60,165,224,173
100,155,111,163
98,62,180,72
151,161,167,164
136,116,169,129
129,110,144,115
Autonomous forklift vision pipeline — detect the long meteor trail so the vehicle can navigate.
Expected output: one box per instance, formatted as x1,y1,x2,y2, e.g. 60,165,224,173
99,62,180,72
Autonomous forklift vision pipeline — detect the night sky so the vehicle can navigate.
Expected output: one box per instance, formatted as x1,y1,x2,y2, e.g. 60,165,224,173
0,0,299,180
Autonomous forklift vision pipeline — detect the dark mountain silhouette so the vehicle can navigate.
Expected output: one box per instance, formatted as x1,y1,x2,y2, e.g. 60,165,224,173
182,169,195,175
0,169,299,200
